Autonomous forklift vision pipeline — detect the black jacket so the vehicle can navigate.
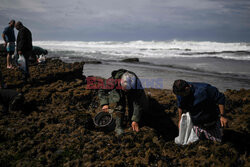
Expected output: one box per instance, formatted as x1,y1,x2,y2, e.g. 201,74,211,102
17,26,32,53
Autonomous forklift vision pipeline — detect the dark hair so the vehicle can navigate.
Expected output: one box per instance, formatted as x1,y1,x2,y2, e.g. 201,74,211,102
173,79,189,94
15,21,23,28
9,20,15,24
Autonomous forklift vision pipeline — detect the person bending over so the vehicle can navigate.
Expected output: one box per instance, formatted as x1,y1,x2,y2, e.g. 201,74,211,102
98,69,148,135
173,79,228,142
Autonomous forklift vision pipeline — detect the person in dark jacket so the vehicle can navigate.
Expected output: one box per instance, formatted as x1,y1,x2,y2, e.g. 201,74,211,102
2,20,16,69
15,21,32,79
0,89,24,113
98,69,148,135
173,79,228,142
32,46,48,56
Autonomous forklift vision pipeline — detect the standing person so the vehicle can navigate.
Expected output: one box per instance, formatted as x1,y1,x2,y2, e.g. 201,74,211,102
2,20,16,69
15,21,32,79
98,69,148,135
173,79,228,142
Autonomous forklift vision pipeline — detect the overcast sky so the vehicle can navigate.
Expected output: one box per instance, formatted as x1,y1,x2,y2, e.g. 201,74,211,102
0,0,250,42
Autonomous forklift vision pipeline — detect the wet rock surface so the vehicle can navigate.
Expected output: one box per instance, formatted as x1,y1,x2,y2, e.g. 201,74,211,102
121,58,140,63
0,44,7,57
0,57,249,166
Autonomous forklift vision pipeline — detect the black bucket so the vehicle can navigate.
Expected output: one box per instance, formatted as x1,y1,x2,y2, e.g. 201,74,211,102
93,112,116,132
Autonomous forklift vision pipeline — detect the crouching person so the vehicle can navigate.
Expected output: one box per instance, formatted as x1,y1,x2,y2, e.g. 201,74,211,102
0,89,24,114
173,80,228,142
98,69,148,135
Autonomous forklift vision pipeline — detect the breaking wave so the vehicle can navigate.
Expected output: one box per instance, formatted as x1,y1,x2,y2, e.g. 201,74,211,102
34,40,250,61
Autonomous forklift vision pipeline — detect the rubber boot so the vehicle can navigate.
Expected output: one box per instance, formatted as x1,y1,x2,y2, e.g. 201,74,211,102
115,112,124,135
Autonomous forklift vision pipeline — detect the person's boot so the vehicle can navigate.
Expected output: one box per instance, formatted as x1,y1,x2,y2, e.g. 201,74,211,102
115,112,124,135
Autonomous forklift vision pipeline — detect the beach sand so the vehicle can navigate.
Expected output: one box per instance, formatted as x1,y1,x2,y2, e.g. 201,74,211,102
0,56,249,166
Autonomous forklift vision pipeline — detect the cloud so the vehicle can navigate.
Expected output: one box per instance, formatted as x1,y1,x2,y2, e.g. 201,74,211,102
0,0,249,41
0,0,45,12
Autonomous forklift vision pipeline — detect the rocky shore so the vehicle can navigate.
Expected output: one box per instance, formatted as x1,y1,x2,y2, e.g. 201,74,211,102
0,56,249,166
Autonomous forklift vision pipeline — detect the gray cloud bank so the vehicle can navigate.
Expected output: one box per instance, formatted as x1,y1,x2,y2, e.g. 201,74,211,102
0,0,250,42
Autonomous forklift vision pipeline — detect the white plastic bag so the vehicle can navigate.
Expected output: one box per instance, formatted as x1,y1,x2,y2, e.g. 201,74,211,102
37,54,46,63
175,112,199,145
17,54,26,71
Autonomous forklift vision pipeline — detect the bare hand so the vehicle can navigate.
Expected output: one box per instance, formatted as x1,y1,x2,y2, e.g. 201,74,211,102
102,105,109,112
18,51,22,55
131,121,139,132
4,42,7,47
220,116,228,128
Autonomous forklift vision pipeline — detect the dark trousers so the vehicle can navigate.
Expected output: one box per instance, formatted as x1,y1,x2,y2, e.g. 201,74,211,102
23,51,32,78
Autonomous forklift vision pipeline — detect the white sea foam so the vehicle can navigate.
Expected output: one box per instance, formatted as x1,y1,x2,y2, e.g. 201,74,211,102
33,40,250,61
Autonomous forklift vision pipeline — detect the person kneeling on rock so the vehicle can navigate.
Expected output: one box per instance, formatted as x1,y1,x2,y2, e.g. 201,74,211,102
98,69,148,135
173,79,228,142
0,89,24,114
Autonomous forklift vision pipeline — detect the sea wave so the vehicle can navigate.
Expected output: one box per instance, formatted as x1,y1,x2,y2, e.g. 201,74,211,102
33,40,250,50
33,40,250,61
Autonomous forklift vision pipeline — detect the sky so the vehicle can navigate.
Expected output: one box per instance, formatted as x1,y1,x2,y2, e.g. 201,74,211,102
0,0,250,42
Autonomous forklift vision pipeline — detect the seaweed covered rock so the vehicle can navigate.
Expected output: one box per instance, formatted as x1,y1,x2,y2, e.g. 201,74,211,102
0,56,249,166
0,43,7,57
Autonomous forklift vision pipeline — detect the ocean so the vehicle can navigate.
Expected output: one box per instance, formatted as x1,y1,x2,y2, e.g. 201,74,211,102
33,40,250,91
